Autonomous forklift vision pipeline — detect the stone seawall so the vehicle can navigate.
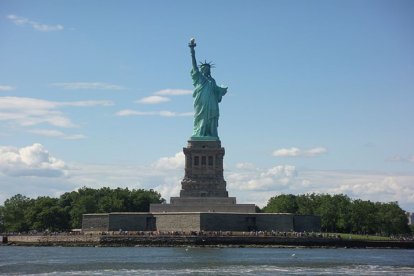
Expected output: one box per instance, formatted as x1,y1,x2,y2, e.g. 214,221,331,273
99,236,414,249
6,235,100,246
3,235,414,249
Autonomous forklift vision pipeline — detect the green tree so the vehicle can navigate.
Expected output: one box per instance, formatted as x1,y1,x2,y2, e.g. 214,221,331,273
0,205,5,233
314,194,337,232
70,194,98,228
350,200,378,234
2,194,33,232
59,187,165,228
332,194,352,232
376,202,410,235
263,194,298,213
127,189,164,212
262,193,410,235
26,197,70,232
295,194,316,215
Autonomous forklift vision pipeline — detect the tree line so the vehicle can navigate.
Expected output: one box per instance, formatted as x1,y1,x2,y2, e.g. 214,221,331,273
0,187,164,233
262,193,411,236
0,189,411,236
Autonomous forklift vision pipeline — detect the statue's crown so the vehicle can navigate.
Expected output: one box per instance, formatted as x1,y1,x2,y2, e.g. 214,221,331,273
199,60,215,68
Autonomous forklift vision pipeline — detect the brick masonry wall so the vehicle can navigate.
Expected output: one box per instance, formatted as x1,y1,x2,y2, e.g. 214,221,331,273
154,213,201,232
293,215,321,232
255,214,295,231
82,214,109,232
200,213,255,231
82,212,321,233
108,213,153,231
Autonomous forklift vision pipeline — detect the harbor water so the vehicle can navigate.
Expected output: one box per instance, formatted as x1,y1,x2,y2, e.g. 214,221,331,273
0,246,413,275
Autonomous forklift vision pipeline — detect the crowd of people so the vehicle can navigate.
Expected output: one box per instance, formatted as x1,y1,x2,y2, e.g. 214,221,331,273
3,229,413,241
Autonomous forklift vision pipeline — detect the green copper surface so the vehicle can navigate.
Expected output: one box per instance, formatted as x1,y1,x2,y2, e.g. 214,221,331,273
188,38,227,141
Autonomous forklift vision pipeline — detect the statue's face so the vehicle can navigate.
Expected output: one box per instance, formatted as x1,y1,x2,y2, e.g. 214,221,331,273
200,66,211,76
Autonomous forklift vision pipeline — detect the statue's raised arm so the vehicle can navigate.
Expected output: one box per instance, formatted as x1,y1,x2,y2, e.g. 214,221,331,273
188,38,228,141
189,38,198,72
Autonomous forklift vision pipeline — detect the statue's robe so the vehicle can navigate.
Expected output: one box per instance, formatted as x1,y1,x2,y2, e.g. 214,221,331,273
191,68,227,138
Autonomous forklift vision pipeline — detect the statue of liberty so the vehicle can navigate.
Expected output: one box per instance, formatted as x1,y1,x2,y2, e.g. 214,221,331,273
188,38,227,140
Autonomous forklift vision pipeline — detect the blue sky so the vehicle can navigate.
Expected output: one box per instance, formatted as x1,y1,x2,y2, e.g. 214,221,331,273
1,0,414,210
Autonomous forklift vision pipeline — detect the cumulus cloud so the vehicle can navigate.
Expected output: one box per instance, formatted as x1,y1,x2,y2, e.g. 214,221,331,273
7,14,64,32
227,163,414,209
0,143,67,177
301,170,414,209
115,109,193,117
1,149,414,211
51,82,125,90
137,95,170,104
0,85,15,92
227,165,297,192
0,149,187,204
154,89,192,96
0,96,112,128
152,152,185,170
272,147,327,157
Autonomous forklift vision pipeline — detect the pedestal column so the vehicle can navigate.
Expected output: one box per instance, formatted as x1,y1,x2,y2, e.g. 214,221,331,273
180,140,228,197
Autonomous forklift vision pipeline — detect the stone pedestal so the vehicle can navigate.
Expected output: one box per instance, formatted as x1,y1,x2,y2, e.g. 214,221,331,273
150,139,256,213
150,196,256,213
180,140,228,197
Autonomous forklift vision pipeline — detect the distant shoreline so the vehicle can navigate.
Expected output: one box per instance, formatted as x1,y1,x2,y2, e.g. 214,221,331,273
2,235,414,249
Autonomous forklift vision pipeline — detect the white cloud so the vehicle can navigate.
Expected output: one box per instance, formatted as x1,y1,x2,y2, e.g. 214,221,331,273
58,100,113,107
64,134,87,140
7,14,64,32
1,148,414,211
117,88,192,119
154,89,192,96
51,82,125,90
0,97,74,128
272,147,300,157
29,129,86,140
272,147,328,157
152,152,185,170
116,110,149,116
0,85,15,92
304,147,328,157
227,165,298,192
137,95,170,104
227,164,414,209
0,96,112,128
0,143,67,177
235,162,257,170
115,109,193,117
0,149,186,204
301,170,414,209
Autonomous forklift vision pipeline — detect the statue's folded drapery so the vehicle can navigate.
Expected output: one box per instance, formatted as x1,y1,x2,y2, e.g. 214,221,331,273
191,68,227,139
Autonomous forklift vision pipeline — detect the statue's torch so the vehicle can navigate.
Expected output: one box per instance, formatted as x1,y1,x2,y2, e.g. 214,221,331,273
189,38,196,48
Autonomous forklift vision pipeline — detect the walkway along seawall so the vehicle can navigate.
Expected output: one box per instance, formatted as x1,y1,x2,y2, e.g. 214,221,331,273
3,234,414,249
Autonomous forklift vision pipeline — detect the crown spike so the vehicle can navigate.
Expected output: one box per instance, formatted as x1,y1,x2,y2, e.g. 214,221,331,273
199,60,215,68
